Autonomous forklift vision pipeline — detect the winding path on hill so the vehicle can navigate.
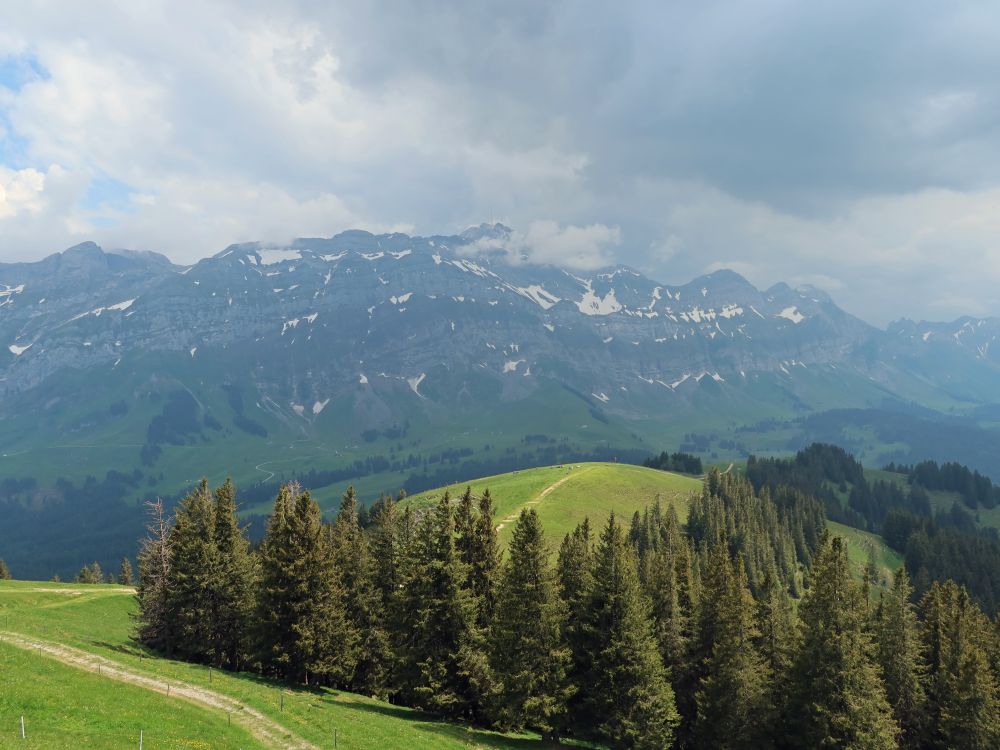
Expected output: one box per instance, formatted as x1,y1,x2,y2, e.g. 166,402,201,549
495,465,594,531
0,631,319,750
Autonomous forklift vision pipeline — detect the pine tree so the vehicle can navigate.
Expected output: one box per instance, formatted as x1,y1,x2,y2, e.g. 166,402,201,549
755,567,795,737
163,479,218,662
0,559,11,580
257,482,355,685
490,508,573,738
920,580,1000,749
454,487,475,568
367,494,399,607
394,494,488,719
585,514,679,749
470,489,500,626
693,547,770,750
135,498,173,651
556,518,594,730
786,532,899,749
210,478,257,669
75,561,104,584
874,567,926,748
331,485,391,696
119,557,134,586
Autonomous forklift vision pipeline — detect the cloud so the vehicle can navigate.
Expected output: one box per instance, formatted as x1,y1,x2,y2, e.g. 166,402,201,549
464,220,620,270
637,179,1000,324
0,165,45,218
1,2,1000,323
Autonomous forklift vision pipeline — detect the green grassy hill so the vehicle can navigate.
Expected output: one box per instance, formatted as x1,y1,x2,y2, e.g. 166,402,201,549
827,521,904,591
405,462,703,549
0,581,567,749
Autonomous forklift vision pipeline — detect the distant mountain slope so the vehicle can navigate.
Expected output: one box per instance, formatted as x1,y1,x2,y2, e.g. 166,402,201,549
3,224,1000,575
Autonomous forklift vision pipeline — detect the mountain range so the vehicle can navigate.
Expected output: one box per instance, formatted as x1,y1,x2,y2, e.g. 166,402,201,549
3,223,1000,575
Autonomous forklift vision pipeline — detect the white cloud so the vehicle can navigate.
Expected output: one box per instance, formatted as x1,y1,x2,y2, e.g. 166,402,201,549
464,220,620,270
640,179,1000,324
0,166,46,218
2,1,1000,325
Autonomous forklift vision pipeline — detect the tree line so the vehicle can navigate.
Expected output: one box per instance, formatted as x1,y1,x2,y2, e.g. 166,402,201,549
749,443,1000,614
642,451,704,475
134,471,1000,748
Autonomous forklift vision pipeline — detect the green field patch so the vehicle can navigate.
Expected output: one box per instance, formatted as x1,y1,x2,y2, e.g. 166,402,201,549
0,640,264,749
827,521,904,591
407,462,702,549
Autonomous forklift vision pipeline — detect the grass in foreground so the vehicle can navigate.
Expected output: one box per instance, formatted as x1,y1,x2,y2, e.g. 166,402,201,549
0,581,567,749
0,640,264,749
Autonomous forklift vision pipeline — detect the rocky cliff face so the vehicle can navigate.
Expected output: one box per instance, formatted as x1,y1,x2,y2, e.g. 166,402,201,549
2,224,999,426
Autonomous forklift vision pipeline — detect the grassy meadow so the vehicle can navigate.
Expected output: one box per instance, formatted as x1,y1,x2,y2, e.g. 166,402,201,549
405,462,703,549
0,581,578,749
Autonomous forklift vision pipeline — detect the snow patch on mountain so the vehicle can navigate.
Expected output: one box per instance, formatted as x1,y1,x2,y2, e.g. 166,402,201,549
258,249,301,265
577,279,622,316
408,373,426,397
503,359,525,373
514,284,561,310
778,306,805,324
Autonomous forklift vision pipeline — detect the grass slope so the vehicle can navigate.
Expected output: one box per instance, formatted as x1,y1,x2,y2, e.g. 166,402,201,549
405,462,702,548
827,521,904,590
0,581,566,749
0,641,264,749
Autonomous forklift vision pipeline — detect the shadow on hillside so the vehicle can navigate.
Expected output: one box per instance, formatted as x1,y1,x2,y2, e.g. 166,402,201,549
337,697,586,748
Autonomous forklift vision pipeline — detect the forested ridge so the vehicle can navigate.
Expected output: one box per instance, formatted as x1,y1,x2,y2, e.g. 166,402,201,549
748,444,1000,614
127,467,1000,749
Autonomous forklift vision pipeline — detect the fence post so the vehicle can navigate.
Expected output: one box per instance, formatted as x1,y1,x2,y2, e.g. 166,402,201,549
333,727,338,748
280,690,284,711
20,715,25,739
139,729,143,750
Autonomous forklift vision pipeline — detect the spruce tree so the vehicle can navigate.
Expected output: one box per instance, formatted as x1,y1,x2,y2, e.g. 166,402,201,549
470,489,500,626
119,557,134,586
163,479,218,662
490,508,573,738
556,518,594,730
0,559,11,580
755,566,795,738
210,478,257,669
874,567,926,749
135,498,173,651
786,532,899,750
693,548,770,750
585,514,679,749
331,485,391,696
394,494,488,719
75,561,104,584
257,483,355,684
367,494,399,607
920,580,1000,749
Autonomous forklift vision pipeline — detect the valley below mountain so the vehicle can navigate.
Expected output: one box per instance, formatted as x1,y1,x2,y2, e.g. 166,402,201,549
4,224,1000,576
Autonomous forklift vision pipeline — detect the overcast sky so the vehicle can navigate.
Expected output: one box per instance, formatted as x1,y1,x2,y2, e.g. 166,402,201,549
2,1,1000,324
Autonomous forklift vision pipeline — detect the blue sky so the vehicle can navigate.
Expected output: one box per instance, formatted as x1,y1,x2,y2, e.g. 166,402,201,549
2,1,1000,324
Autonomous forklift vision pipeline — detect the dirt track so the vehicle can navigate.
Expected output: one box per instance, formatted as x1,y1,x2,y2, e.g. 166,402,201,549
0,631,319,750
496,466,590,531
